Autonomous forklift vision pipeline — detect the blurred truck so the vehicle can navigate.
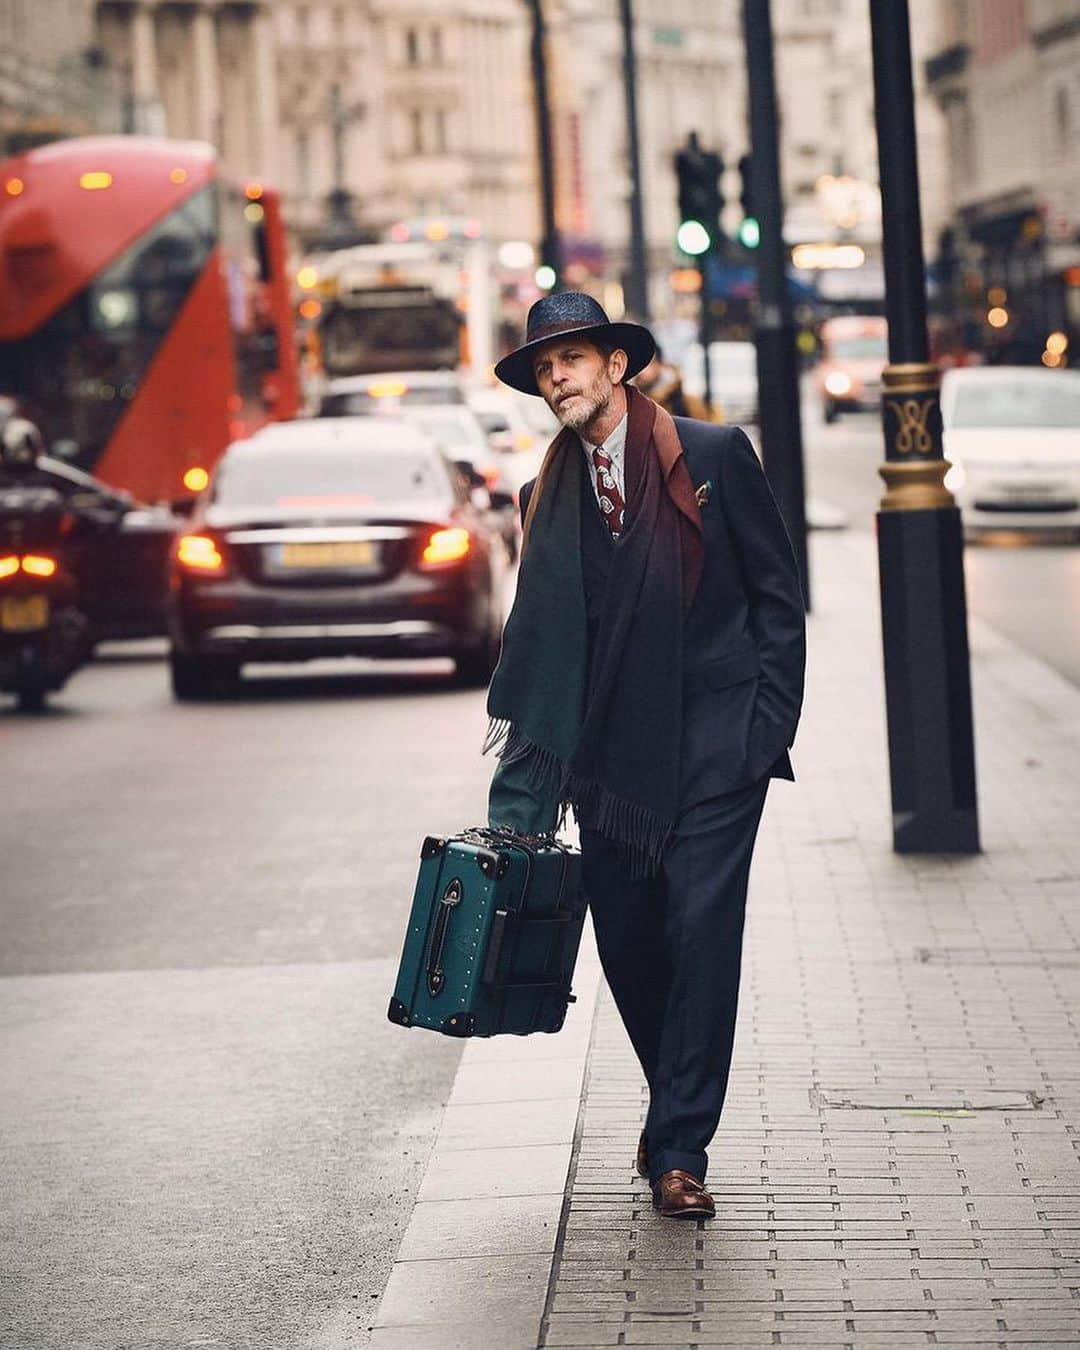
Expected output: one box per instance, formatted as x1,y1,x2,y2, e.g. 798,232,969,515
298,221,496,389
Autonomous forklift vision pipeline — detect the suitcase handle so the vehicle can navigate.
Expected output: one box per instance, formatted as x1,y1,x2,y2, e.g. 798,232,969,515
426,875,463,997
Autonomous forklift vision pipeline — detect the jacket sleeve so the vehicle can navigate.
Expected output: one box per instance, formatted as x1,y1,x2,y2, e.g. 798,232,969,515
719,427,806,754
487,475,560,832
488,750,560,834
518,478,534,527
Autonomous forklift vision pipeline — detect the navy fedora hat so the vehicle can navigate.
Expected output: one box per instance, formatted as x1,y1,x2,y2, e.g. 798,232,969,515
493,291,656,397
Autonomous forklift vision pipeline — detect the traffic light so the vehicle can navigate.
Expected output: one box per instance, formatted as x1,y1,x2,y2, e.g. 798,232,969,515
674,133,724,254
737,154,759,249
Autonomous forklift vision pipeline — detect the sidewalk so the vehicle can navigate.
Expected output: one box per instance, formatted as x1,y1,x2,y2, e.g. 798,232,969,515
371,530,1080,1350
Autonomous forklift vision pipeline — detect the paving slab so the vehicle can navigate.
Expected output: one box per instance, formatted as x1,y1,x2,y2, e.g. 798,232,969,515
538,533,1080,1349
371,531,1080,1350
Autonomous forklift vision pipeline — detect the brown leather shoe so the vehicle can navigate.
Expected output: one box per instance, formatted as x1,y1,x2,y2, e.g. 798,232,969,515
651,1169,715,1219
635,1130,649,1178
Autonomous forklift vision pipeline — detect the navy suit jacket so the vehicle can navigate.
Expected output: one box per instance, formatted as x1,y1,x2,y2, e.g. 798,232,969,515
491,420,806,829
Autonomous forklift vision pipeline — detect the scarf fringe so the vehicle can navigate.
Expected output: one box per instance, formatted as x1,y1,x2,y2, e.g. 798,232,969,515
564,772,674,879
483,718,566,789
483,719,672,878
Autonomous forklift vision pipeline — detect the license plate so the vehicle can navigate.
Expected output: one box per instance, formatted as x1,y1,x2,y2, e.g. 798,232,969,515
277,540,377,569
1,595,49,632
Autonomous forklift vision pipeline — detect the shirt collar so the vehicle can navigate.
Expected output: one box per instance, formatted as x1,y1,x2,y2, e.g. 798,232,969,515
579,410,628,463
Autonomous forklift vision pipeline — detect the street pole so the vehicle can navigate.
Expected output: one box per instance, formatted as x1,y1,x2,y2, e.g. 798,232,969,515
741,0,810,610
618,0,650,320
869,0,979,854
698,255,713,414
526,0,561,285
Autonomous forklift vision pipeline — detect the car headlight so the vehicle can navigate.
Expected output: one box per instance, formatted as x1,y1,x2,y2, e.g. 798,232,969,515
943,461,965,492
824,371,852,397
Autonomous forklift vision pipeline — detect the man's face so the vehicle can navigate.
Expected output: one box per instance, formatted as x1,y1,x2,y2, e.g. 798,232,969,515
532,339,627,431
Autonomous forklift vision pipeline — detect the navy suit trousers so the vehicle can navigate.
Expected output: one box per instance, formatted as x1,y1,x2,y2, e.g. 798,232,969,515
581,778,769,1185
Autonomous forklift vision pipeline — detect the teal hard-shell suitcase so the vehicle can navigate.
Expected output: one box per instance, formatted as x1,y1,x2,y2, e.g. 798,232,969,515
387,827,585,1037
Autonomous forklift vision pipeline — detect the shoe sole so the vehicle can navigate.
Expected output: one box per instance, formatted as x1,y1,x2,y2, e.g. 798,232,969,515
650,1194,714,1220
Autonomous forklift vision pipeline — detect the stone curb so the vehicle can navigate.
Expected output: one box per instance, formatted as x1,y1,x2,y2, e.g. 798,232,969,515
369,925,603,1350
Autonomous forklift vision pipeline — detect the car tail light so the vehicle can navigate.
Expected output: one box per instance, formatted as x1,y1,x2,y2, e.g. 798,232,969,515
176,534,227,573
21,555,58,578
421,527,471,568
0,555,19,580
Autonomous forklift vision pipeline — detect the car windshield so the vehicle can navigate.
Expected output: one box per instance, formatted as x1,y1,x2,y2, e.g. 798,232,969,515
402,410,488,450
829,336,887,360
213,447,452,508
320,386,463,415
948,377,1080,429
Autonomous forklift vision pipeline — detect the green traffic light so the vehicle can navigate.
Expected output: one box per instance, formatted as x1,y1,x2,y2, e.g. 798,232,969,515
738,217,761,249
676,219,711,257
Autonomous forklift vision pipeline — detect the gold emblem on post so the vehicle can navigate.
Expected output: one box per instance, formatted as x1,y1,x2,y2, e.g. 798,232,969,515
887,396,936,455
878,362,953,511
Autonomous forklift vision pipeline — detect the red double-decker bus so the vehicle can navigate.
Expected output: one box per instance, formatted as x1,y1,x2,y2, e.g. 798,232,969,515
0,135,300,505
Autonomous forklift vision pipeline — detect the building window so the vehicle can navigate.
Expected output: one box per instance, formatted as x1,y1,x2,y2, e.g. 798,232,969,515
431,26,443,63
827,89,843,130
405,26,419,66
296,129,310,200
410,107,424,155
1054,85,1072,155
434,108,448,153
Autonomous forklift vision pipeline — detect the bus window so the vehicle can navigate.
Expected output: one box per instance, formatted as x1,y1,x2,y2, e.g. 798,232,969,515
0,187,216,473
219,186,280,415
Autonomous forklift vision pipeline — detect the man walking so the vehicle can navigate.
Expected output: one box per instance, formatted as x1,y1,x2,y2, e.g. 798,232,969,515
485,292,805,1219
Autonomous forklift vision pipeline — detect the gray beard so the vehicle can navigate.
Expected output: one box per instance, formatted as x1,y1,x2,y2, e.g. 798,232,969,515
555,389,610,433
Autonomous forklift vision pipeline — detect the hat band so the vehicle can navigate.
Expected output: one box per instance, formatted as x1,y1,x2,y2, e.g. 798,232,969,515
527,318,606,343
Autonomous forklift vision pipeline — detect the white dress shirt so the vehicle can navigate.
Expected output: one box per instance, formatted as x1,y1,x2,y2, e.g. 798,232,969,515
579,411,628,510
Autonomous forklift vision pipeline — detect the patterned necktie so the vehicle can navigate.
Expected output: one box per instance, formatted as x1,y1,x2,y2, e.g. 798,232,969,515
592,445,625,538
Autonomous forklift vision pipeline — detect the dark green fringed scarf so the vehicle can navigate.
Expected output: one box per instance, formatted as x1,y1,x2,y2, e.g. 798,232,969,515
484,386,703,875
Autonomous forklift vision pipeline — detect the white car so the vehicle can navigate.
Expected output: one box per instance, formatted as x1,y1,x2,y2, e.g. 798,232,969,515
680,341,759,424
319,370,466,416
466,385,542,455
941,367,1080,533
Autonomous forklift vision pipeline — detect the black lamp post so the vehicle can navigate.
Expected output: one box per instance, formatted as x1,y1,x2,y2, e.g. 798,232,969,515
526,0,561,286
619,0,650,320
870,0,979,853
741,0,810,610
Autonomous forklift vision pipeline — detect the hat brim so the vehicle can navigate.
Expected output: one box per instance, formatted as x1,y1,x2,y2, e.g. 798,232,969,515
493,321,656,397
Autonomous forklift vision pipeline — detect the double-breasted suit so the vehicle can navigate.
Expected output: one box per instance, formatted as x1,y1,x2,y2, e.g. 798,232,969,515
490,417,806,1185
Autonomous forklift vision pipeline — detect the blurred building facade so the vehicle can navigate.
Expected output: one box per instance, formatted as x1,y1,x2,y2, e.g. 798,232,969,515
1,0,121,154
545,0,948,322
925,0,1080,362
95,1,278,179
543,0,745,317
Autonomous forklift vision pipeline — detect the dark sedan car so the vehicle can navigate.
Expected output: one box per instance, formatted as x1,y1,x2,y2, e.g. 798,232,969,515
168,418,507,699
